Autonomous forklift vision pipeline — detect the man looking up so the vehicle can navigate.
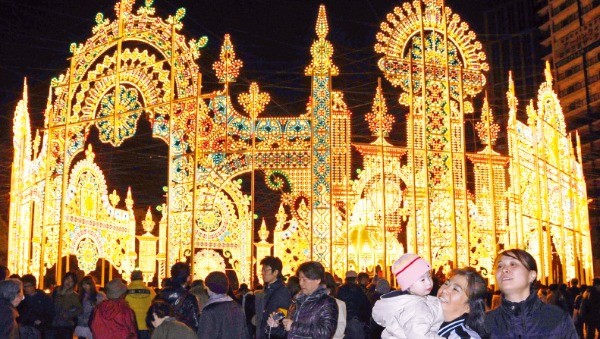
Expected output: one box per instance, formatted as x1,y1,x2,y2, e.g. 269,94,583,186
255,256,291,339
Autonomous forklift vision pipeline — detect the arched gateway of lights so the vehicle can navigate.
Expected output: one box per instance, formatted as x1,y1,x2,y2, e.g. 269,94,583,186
8,0,594,287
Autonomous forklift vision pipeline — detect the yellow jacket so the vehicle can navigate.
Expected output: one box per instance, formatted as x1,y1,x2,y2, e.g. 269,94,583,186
125,280,155,330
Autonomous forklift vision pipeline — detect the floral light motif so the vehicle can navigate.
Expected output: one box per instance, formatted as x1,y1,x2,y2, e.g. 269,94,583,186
193,249,226,280
238,83,270,119
365,80,395,137
76,238,100,273
476,96,500,146
305,5,339,77
213,34,243,84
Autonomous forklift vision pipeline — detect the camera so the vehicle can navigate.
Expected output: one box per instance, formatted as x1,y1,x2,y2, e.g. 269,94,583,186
272,311,285,322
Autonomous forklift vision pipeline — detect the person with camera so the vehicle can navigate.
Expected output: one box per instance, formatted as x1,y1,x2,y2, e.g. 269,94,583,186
266,261,338,339
255,256,291,339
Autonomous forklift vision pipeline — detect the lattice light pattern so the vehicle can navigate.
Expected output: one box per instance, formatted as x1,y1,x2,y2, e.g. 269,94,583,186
8,0,593,287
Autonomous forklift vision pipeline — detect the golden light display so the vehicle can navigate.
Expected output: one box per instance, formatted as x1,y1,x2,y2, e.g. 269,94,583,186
8,0,594,287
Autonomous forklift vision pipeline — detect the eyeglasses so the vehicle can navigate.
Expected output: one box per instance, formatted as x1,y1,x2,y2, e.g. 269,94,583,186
261,267,273,273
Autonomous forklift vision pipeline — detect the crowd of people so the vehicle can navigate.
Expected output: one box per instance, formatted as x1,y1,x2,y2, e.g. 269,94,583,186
0,248,599,339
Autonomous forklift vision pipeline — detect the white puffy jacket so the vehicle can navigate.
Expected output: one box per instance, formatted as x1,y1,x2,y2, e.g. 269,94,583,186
372,290,443,338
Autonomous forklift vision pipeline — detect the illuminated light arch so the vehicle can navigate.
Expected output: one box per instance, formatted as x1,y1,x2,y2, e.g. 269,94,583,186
63,145,136,277
7,0,594,287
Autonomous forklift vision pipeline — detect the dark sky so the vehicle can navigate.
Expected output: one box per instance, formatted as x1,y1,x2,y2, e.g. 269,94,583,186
0,0,493,251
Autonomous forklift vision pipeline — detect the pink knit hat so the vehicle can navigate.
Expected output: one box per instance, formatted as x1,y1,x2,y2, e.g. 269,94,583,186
392,253,431,291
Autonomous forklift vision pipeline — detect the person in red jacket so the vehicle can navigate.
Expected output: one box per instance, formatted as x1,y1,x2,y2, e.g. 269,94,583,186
90,278,138,339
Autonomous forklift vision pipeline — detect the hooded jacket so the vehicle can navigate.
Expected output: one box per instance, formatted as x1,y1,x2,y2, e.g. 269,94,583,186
372,290,443,338
89,298,138,339
484,292,577,338
197,294,249,339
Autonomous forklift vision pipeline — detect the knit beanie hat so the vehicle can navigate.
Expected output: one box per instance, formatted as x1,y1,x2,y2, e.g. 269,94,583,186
106,278,128,299
205,271,229,294
392,253,431,291
375,278,391,294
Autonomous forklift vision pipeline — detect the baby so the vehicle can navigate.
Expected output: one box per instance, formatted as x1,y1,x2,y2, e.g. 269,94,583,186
372,253,443,338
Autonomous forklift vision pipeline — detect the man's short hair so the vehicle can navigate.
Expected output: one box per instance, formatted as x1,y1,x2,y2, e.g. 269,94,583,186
0,279,22,302
357,272,369,282
131,270,143,281
170,262,190,286
21,274,36,287
260,256,283,273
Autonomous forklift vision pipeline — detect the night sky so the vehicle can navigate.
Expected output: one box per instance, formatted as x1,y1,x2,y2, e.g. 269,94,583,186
0,0,493,262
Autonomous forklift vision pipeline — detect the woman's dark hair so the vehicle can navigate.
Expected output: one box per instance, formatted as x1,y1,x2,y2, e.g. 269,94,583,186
296,261,324,283
449,267,488,337
494,248,538,290
323,272,337,297
79,275,99,305
63,272,78,288
146,299,174,329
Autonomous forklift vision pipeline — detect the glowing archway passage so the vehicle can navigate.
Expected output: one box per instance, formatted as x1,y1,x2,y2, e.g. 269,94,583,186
8,0,594,286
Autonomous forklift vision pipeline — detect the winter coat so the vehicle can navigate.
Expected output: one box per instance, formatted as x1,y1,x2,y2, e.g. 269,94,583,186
337,282,372,322
484,292,577,338
126,280,156,331
77,291,106,327
151,317,197,339
333,298,347,339
437,313,481,339
89,298,138,339
270,286,339,339
372,290,443,338
17,289,55,332
580,285,600,325
74,291,106,338
158,285,200,332
52,286,82,328
197,294,249,339
238,291,256,337
0,298,20,339
255,278,291,339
